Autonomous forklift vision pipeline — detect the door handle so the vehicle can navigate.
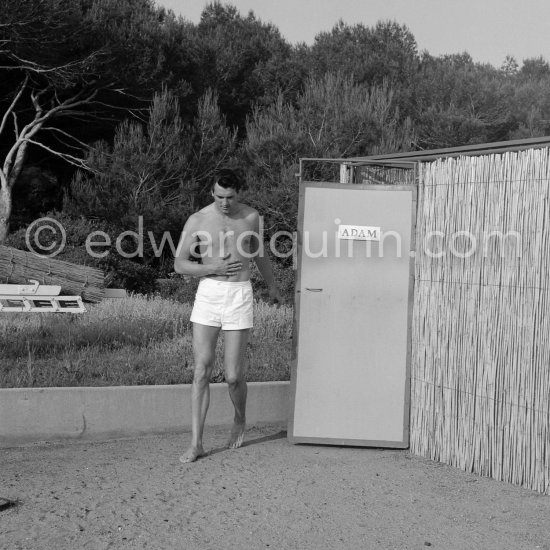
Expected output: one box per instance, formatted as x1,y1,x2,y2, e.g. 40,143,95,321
305,288,323,292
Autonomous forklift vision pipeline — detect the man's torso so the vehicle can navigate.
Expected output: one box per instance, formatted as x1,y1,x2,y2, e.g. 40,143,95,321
193,203,256,282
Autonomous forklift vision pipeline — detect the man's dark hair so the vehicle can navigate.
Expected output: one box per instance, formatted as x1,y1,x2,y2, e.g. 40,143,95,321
213,167,244,192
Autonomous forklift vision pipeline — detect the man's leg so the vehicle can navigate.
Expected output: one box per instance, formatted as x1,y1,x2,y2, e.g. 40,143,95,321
180,323,220,463
223,329,249,449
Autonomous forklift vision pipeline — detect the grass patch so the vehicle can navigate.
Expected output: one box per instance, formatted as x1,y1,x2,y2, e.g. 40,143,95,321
0,295,293,388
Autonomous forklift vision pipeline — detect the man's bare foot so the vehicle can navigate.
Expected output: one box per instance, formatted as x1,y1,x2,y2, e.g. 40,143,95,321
227,421,246,449
179,445,205,464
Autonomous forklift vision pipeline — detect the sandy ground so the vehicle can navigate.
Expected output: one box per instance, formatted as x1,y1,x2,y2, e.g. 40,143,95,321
1,424,549,550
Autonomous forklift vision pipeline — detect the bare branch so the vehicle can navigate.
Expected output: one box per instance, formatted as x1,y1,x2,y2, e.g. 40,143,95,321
87,99,141,113
0,49,107,78
29,89,44,118
11,111,19,139
0,73,28,137
40,126,95,152
17,87,101,135
2,98,34,179
23,138,98,174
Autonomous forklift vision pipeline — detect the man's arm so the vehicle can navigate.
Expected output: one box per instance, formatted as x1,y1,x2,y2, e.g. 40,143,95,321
250,211,285,304
174,214,242,278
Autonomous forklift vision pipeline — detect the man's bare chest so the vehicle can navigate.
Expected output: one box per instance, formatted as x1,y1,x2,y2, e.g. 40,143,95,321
201,217,252,240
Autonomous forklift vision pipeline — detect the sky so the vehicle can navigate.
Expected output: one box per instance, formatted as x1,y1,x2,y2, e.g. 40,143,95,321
157,0,550,68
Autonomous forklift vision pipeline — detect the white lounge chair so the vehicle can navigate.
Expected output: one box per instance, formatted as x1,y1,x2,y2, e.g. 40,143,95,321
0,280,86,313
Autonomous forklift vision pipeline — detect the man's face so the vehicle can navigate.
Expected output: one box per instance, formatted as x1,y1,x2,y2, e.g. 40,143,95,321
212,182,239,215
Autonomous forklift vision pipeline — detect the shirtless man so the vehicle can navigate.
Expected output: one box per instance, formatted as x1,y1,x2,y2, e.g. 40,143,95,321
174,168,284,463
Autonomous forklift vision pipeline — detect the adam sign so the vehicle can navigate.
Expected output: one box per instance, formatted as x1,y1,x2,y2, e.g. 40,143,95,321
337,225,381,241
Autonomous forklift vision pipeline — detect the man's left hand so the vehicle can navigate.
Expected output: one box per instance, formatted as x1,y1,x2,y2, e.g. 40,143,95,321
268,285,285,307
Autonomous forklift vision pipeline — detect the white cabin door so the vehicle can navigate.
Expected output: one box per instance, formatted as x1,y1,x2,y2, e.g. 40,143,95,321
288,183,416,447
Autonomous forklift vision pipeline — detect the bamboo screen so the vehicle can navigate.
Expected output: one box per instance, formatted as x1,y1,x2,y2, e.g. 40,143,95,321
411,148,550,494
0,245,105,302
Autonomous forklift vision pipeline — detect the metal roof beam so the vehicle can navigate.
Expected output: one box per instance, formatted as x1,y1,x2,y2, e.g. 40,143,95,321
346,136,550,163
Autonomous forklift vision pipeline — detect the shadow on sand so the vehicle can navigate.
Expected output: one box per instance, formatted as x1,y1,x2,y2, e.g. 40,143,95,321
205,430,287,458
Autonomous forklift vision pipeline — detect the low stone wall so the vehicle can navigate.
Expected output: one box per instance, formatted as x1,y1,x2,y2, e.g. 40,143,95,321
0,382,290,447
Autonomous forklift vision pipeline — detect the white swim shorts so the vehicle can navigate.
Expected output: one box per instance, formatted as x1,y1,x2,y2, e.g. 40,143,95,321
190,278,253,330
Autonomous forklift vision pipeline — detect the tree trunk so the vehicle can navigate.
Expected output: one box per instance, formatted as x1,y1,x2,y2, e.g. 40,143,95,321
0,184,12,244
0,139,28,244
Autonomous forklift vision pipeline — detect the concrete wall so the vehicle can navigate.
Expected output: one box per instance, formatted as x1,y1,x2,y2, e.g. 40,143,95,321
0,382,290,447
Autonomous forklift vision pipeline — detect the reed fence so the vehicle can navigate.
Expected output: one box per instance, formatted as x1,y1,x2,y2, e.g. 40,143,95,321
410,147,550,494
0,245,105,302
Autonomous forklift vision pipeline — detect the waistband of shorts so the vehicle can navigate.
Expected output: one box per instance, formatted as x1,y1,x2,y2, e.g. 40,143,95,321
199,277,252,288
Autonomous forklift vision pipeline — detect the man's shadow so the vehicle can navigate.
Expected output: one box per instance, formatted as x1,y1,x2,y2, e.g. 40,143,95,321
206,430,287,458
